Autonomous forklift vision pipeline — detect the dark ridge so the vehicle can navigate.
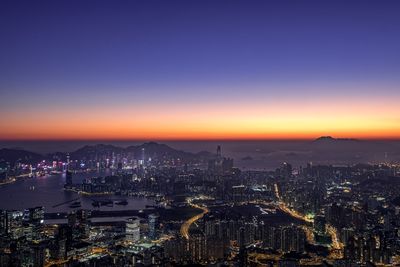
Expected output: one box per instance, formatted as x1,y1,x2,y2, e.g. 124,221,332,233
314,136,360,142
0,142,216,166
0,148,43,166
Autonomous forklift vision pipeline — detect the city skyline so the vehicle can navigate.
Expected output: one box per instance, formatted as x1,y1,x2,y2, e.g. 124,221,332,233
1,1,400,265
1,0,400,140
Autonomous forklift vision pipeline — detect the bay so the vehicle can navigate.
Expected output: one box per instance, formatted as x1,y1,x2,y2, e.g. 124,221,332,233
0,170,154,213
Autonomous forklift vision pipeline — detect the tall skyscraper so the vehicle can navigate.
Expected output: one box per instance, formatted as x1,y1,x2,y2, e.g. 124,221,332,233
65,153,73,186
148,213,159,240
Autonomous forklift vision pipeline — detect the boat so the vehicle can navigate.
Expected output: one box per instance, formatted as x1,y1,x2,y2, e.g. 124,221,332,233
115,200,128,205
69,201,81,208
100,200,113,207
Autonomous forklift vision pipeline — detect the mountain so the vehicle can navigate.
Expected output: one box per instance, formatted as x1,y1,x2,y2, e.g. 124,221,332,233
126,142,196,161
0,142,215,166
313,136,359,143
57,142,215,163
312,136,361,151
0,148,43,166
300,136,398,165
70,144,125,160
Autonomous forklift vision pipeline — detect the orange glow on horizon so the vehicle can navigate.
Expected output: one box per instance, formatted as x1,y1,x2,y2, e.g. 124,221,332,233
1,95,399,141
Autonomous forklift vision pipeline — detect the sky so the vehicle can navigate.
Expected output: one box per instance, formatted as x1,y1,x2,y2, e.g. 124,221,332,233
0,0,400,140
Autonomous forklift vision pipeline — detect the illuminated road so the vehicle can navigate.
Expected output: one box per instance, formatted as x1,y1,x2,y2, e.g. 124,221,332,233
273,184,316,245
326,224,344,259
0,177,16,185
326,224,343,250
273,183,313,223
16,173,32,178
45,259,69,267
180,199,209,240
45,247,110,266
152,234,174,244
274,183,343,258
301,225,316,245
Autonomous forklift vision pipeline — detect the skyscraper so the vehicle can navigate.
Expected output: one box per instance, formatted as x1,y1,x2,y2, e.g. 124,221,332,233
148,213,159,240
65,153,73,186
126,217,140,242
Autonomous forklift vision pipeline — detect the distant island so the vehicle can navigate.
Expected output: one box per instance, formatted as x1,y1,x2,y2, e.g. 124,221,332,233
313,136,360,142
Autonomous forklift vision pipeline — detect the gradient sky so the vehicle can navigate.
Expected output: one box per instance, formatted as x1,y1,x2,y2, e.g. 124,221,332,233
1,0,400,140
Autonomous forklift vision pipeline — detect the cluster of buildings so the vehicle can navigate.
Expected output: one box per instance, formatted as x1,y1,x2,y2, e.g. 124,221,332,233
165,221,306,264
275,162,400,265
0,206,164,266
1,144,400,266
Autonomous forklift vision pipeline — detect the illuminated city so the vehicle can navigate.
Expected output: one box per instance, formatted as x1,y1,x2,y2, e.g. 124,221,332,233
1,1,400,266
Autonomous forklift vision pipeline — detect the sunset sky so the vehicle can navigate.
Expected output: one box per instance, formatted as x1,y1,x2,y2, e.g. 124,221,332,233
1,0,400,140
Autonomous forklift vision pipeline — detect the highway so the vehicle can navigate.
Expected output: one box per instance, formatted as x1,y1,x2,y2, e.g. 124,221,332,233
180,199,209,240
274,183,313,223
274,183,343,259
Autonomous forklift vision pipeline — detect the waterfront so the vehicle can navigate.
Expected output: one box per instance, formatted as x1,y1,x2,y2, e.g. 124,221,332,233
2,140,400,171
0,171,154,213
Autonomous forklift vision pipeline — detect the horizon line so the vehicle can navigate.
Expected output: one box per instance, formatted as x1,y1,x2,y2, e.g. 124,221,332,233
1,137,400,142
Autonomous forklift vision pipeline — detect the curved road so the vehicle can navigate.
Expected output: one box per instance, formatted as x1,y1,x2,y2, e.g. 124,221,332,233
180,201,209,240
274,183,343,258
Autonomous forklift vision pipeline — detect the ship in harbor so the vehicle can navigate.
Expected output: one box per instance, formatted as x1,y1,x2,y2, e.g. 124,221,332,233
114,200,128,205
